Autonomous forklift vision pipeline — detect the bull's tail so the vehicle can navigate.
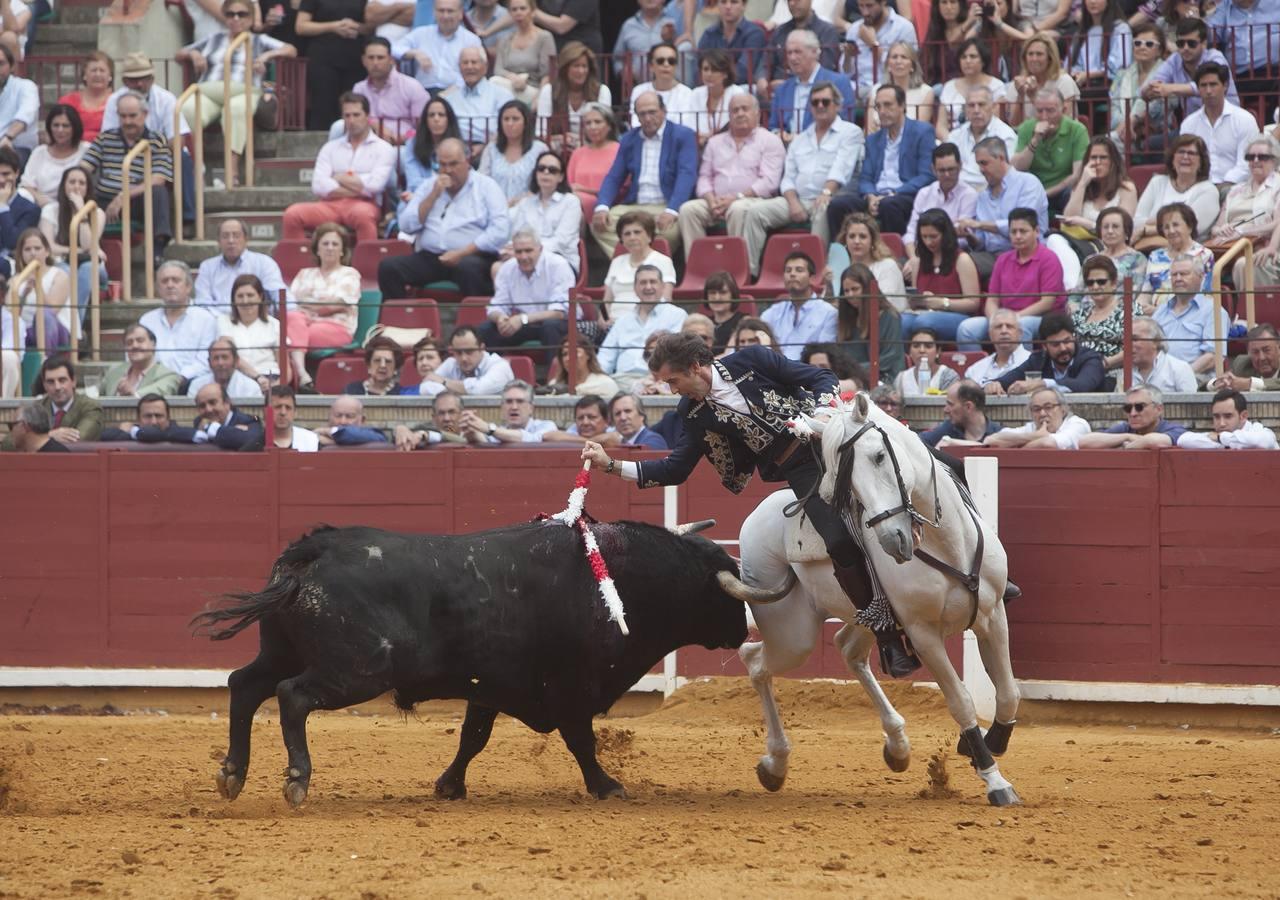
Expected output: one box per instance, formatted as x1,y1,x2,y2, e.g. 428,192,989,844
190,527,334,641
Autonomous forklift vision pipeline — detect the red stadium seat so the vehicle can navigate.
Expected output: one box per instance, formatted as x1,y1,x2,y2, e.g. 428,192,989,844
943,350,987,376
101,238,124,282
400,357,422,387
314,355,365,394
505,354,536,384
1129,164,1161,196
746,233,827,298
379,298,441,335
352,240,413,290
1247,290,1280,329
272,239,313,283
881,233,907,261
673,236,751,300
454,296,492,329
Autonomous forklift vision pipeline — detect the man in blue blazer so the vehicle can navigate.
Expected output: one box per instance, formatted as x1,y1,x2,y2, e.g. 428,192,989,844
768,29,855,137
825,84,936,237
591,90,699,258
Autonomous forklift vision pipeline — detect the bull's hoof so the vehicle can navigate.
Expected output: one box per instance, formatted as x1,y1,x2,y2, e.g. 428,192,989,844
434,778,467,801
756,761,786,793
882,744,910,773
987,786,1022,807
593,783,629,801
215,766,243,801
282,768,309,808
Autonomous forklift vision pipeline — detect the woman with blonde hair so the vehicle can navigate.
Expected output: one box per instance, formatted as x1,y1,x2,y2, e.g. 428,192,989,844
286,223,361,388
869,42,934,130
1006,32,1079,125
12,227,72,350
827,212,907,312
536,41,611,151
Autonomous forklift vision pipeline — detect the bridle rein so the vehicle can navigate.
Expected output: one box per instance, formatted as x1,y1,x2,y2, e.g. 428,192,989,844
832,418,985,630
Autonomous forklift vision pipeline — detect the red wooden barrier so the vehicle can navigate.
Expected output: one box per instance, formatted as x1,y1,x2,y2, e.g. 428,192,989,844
1,449,1278,687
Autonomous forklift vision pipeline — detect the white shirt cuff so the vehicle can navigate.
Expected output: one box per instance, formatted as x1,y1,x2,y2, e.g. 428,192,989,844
619,460,639,482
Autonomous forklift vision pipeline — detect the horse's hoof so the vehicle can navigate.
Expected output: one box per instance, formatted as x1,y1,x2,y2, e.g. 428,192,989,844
434,779,467,801
987,786,1021,807
882,744,910,773
594,784,629,800
215,768,243,801
283,779,308,808
756,761,786,792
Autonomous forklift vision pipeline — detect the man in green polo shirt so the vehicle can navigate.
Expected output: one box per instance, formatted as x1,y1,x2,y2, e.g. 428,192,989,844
1011,87,1087,215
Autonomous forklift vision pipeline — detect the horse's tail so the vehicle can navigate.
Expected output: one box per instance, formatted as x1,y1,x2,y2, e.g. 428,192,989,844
190,527,333,641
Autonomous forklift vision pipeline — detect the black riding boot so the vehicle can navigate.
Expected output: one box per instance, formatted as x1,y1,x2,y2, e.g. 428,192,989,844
832,564,921,679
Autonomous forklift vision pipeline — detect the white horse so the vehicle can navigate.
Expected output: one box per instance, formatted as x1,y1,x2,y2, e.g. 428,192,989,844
733,392,1021,806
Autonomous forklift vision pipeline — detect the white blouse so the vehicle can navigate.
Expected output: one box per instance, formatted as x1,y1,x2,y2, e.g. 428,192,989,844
603,249,677,317
217,314,281,376
19,143,87,199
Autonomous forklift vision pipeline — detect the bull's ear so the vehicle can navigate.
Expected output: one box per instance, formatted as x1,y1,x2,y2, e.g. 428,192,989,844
851,391,871,423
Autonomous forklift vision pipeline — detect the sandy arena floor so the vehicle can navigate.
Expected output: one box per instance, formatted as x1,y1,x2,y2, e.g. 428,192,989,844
1,678,1278,899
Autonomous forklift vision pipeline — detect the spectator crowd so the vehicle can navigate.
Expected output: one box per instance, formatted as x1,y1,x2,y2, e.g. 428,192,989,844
3,0,1280,455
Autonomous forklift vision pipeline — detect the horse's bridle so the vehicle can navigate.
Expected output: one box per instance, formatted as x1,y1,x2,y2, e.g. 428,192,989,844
834,420,942,532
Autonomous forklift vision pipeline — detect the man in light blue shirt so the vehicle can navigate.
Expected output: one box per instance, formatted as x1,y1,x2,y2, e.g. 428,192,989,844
0,46,38,155
1143,18,1239,116
392,0,481,92
843,0,917,100
194,219,292,314
441,46,513,149
377,138,510,298
954,136,1048,279
613,0,675,79
599,264,688,390
760,251,837,359
1152,256,1231,376
479,229,573,351
1209,0,1280,92
138,261,219,382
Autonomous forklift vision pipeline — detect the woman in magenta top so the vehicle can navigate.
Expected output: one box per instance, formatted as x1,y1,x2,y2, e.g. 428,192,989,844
955,207,1066,350
57,52,113,144
566,102,619,225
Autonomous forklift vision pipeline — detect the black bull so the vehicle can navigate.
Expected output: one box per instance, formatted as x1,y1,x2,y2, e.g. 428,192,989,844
192,520,786,806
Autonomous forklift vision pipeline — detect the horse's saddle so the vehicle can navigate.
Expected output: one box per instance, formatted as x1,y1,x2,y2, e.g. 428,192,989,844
784,512,828,563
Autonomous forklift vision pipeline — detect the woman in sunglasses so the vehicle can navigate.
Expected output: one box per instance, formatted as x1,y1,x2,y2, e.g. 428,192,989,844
627,42,694,129
1109,21,1170,163
1071,254,1143,370
495,150,583,277
176,0,297,188
1210,135,1280,250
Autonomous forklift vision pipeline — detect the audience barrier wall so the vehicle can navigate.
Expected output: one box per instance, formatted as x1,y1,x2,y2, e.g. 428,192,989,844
1,448,1277,691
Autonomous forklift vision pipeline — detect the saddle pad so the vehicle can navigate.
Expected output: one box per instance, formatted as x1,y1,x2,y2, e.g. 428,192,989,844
784,512,828,563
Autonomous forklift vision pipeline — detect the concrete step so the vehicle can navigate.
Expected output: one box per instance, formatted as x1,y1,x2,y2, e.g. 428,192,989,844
56,5,109,24
203,186,312,211
202,130,331,160
29,23,99,49
164,240,277,267
255,158,316,188
205,210,284,242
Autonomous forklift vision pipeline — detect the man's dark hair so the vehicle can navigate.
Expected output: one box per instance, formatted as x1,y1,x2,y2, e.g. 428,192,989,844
955,379,986,411
137,392,169,412
1174,16,1209,43
0,145,19,174
124,322,158,343
609,391,646,421
933,142,961,165
909,326,940,343
449,324,482,345
809,80,841,105
434,389,463,408
1038,313,1075,341
364,35,393,52
340,91,370,113
783,250,815,275
39,355,75,384
647,331,714,373
269,384,296,401
1193,61,1230,86
1212,388,1247,413
1008,206,1038,230
574,394,609,420
875,82,906,107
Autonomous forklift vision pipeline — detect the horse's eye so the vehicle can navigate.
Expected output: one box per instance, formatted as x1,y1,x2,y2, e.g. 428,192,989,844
874,452,886,465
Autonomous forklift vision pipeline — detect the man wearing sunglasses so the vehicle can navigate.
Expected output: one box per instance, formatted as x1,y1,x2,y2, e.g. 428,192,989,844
1143,17,1238,116
768,28,855,136
1078,385,1187,448
1178,62,1255,188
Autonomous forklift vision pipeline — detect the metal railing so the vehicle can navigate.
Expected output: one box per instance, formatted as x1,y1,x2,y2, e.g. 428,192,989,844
119,138,155,302
173,84,205,243
8,258,46,356
224,30,256,189
68,200,101,363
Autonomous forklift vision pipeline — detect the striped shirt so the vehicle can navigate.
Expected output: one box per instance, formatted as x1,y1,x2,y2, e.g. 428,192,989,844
81,128,174,202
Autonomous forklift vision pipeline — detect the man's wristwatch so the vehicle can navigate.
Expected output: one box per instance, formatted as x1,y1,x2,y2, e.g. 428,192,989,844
605,457,616,474
487,422,497,436
520,313,529,326
942,298,951,310
735,191,745,200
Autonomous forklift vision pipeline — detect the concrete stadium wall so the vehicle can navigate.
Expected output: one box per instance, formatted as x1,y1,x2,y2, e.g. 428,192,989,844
1,448,1277,687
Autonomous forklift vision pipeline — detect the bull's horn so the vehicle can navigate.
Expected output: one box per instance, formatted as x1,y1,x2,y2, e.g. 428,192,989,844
716,569,797,605
672,519,716,536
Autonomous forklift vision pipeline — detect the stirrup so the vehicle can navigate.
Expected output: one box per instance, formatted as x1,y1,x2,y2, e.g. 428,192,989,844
876,631,921,678
1003,580,1022,603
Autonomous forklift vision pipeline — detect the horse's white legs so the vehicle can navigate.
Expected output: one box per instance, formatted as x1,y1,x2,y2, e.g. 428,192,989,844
973,600,1021,752
738,601,823,793
905,625,1021,806
833,623,910,772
